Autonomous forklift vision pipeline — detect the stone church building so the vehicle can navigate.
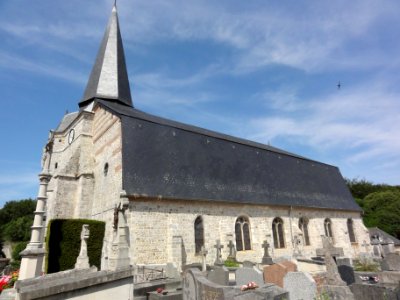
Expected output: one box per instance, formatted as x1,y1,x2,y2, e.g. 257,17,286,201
35,4,370,272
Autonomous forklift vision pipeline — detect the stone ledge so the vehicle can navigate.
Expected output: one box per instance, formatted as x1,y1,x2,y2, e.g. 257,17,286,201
16,266,134,300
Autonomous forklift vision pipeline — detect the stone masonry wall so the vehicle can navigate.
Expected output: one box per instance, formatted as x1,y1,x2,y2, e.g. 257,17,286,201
46,111,95,220
128,198,370,267
89,106,123,270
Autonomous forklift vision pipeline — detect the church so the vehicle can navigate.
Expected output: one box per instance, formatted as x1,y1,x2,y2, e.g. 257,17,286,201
33,4,370,271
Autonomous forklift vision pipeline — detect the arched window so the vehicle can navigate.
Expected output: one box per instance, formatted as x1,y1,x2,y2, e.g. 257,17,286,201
194,216,204,254
272,218,285,249
235,216,251,251
347,218,356,243
324,218,333,238
299,217,311,246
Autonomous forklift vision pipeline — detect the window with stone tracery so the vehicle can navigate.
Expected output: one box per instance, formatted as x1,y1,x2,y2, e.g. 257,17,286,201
299,217,311,246
347,218,356,243
272,217,285,249
324,218,333,238
235,216,251,251
194,216,204,254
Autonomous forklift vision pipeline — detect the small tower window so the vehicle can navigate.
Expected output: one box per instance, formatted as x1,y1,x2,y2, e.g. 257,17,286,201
299,217,311,246
104,163,109,176
347,218,356,243
194,216,204,254
55,163,58,169
272,217,285,249
324,218,333,238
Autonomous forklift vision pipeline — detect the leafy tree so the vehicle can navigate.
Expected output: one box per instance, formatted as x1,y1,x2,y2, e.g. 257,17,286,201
363,190,400,238
2,216,33,242
0,199,36,227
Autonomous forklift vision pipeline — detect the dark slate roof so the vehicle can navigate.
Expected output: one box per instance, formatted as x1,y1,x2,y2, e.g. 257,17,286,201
98,100,361,212
79,5,132,108
369,227,400,246
55,112,79,133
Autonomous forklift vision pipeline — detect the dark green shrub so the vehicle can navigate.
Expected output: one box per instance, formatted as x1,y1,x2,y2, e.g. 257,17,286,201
46,219,105,273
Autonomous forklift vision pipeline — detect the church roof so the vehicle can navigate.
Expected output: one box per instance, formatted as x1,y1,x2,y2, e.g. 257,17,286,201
79,4,132,108
98,100,361,212
55,112,79,133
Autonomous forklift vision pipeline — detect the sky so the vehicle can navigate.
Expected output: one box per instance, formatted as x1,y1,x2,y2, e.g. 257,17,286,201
0,0,399,206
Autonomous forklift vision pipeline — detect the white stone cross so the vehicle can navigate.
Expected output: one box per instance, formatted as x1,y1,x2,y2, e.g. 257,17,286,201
214,239,224,266
200,246,208,271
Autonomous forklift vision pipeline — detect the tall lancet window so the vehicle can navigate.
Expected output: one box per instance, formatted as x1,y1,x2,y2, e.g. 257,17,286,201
194,216,204,254
347,218,356,243
299,217,311,246
324,218,333,238
235,216,251,251
272,217,285,249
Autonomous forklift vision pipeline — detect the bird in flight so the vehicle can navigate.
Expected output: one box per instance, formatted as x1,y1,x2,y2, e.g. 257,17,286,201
337,81,341,90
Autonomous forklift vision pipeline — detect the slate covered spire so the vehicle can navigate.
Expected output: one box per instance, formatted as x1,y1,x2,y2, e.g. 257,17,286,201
79,3,133,108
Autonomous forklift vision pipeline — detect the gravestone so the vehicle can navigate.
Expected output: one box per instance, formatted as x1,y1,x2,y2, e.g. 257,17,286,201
351,283,400,300
235,266,264,287
75,224,90,269
199,246,208,272
227,240,236,261
242,260,255,268
207,266,229,286
336,257,355,285
280,260,297,272
261,240,273,265
264,263,288,288
283,271,317,300
319,236,346,286
183,268,288,300
166,263,181,279
381,253,400,271
318,237,354,300
214,240,224,266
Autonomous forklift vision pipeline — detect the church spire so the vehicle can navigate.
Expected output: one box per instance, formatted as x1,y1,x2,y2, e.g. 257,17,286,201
79,3,133,108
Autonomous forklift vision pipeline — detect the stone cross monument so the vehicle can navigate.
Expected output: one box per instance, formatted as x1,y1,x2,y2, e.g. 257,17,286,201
108,191,130,270
320,236,346,286
75,224,90,269
261,240,273,265
214,240,224,266
227,240,236,261
200,246,208,271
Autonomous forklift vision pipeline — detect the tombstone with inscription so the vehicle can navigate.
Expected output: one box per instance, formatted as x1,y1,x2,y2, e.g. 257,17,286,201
207,266,229,286
235,266,264,287
263,263,288,288
381,253,400,271
336,257,355,285
183,268,288,300
283,271,317,300
318,236,354,300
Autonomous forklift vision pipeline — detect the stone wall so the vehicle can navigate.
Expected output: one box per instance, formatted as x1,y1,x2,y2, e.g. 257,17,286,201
128,198,370,266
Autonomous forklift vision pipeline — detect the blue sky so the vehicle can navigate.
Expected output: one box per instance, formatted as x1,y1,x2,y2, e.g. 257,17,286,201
0,0,399,206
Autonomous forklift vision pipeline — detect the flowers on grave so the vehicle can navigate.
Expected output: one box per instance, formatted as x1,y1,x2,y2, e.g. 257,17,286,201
0,275,11,292
156,287,164,293
1,270,19,291
240,281,259,291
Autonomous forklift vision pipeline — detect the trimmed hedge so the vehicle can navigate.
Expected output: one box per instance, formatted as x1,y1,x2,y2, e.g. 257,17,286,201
46,219,105,273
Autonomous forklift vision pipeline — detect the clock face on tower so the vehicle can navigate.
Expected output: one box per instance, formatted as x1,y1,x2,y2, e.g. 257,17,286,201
68,129,75,144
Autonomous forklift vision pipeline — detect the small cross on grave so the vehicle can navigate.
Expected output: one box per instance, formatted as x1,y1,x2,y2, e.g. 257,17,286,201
227,240,236,261
261,240,273,265
214,239,224,266
200,246,208,272
319,236,346,286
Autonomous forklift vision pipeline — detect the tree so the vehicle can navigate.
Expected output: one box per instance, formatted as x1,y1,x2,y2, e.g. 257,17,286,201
363,190,400,238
